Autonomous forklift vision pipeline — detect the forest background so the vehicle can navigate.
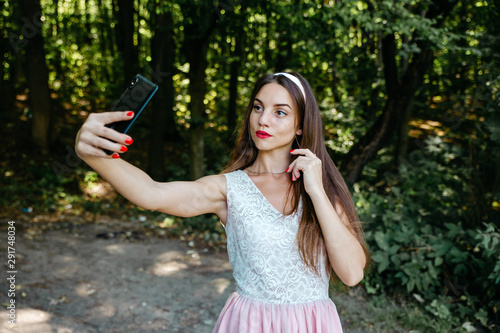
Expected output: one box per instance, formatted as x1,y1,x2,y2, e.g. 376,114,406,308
1,0,499,331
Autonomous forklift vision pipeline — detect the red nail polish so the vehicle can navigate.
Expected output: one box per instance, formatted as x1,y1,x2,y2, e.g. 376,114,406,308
127,111,134,117
125,138,133,145
286,167,289,172
112,153,120,159
120,146,128,152
290,149,295,153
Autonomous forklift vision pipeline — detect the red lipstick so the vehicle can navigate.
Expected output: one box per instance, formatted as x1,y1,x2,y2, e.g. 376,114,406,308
256,131,272,139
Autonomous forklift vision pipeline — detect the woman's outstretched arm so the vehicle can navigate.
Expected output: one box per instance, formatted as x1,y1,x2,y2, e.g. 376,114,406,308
75,111,227,220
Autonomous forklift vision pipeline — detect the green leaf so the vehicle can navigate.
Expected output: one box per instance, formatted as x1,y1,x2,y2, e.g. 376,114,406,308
374,231,389,251
434,256,443,266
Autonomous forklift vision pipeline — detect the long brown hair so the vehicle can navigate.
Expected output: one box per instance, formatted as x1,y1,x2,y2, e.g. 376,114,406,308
223,72,369,284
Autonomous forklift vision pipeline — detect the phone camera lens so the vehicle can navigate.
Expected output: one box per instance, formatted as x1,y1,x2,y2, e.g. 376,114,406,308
129,77,138,89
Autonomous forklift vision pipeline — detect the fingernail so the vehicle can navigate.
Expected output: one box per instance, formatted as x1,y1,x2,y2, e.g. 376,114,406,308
290,149,295,153
120,146,128,152
286,167,289,172
127,111,134,117
112,153,120,159
125,138,133,145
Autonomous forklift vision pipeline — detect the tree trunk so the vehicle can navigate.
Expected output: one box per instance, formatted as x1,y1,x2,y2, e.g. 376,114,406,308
22,0,54,152
341,34,434,184
341,0,458,184
52,0,63,77
115,0,138,82
181,4,218,180
224,1,248,142
147,7,176,181
106,2,115,58
95,0,111,82
186,49,209,180
394,104,411,168
84,0,92,43
96,0,107,55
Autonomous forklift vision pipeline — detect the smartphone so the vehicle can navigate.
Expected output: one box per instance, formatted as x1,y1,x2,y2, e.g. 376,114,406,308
103,74,158,154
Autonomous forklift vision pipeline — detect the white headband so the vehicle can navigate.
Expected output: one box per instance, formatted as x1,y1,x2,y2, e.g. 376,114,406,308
274,72,306,100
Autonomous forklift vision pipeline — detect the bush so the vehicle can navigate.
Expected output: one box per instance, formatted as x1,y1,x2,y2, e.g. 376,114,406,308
354,137,499,331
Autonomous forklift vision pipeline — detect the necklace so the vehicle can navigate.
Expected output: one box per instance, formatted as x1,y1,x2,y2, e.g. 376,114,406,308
246,168,288,175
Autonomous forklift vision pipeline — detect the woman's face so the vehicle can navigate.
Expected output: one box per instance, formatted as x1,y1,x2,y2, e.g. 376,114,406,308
249,83,302,152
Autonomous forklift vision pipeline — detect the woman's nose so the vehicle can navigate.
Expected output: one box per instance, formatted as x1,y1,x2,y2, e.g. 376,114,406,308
258,109,271,127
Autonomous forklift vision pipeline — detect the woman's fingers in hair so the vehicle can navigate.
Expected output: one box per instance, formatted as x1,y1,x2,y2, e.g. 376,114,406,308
287,149,304,181
290,148,316,157
286,161,301,181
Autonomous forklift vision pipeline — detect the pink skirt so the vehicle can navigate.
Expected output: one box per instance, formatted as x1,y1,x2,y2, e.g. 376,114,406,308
212,292,343,333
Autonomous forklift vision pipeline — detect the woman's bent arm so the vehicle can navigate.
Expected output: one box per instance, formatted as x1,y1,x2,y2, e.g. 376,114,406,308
288,149,366,286
309,190,366,286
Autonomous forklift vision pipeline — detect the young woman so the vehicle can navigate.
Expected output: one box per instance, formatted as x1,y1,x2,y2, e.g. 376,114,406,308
75,72,369,332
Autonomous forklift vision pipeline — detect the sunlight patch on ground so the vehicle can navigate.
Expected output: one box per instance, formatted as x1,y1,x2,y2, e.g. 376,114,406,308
105,244,126,255
74,283,97,297
152,260,189,276
209,277,231,294
155,250,183,262
58,255,75,262
0,308,54,332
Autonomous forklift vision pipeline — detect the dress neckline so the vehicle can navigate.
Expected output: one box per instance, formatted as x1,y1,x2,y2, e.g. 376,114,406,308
238,170,300,217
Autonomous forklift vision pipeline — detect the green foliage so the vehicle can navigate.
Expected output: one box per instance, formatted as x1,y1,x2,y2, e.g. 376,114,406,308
475,223,500,285
356,137,499,331
2,0,500,331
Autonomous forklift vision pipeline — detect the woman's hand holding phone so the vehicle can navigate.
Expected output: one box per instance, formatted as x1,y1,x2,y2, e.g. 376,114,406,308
76,74,157,159
75,111,134,160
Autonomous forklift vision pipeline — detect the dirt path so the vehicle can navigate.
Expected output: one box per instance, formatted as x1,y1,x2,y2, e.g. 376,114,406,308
1,220,394,333
1,221,234,333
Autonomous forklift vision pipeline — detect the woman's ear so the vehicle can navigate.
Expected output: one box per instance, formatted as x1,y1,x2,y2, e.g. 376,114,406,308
296,129,303,136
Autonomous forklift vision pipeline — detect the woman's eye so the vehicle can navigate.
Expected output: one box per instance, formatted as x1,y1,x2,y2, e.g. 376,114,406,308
276,110,287,116
253,105,263,112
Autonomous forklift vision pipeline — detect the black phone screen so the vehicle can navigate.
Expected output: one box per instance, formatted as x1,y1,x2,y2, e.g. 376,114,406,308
102,74,158,154
107,74,158,134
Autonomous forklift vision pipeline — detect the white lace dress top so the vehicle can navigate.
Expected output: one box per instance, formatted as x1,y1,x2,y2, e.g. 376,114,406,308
223,170,330,304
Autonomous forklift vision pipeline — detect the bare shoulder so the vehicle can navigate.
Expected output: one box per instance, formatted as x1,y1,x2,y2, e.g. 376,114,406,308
194,174,227,222
195,174,227,200
155,174,227,218
196,175,227,204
